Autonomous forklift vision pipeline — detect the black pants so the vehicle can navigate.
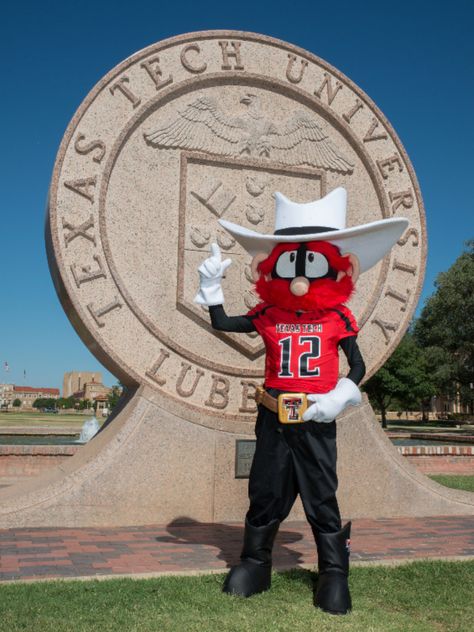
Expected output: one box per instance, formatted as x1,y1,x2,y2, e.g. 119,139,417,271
246,402,341,534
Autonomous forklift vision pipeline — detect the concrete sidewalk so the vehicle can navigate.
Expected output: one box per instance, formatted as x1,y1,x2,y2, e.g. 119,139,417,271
1,516,473,583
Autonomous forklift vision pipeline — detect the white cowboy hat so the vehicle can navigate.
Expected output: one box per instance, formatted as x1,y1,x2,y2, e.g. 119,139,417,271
219,187,408,273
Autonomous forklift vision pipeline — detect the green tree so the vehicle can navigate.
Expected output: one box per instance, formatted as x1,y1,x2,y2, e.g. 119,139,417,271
33,397,57,410
363,332,435,428
107,383,123,412
12,398,21,408
414,241,474,411
55,396,77,410
77,399,92,411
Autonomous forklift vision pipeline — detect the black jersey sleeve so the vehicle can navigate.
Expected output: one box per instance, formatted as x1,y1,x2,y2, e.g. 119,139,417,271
209,305,257,333
339,335,366,385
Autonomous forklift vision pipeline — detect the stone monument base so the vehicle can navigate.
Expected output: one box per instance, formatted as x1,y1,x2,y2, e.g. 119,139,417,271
0,388,472,528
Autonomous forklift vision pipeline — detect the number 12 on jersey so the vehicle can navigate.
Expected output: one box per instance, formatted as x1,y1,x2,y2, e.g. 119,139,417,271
278,335,321,378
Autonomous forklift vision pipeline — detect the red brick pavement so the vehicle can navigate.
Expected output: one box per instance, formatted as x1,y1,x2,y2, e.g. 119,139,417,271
0,516,473,583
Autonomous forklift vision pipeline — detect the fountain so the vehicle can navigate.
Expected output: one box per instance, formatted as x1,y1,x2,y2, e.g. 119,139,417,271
77,417,100,443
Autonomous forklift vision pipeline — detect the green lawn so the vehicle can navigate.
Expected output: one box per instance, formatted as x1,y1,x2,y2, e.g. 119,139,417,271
429,475,474,492
0,561,473,632
0,411,96,428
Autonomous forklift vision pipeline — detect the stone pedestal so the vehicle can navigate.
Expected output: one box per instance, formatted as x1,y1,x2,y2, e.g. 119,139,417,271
0,390,472,528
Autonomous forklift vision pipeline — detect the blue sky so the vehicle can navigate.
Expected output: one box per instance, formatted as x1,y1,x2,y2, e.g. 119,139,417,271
1,0,473,391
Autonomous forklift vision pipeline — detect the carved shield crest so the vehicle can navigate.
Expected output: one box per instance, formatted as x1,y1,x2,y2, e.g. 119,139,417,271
176,152,326,358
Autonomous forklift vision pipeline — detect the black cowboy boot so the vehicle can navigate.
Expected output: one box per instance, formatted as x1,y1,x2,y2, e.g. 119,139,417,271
223,518,280,597
313,522,352,615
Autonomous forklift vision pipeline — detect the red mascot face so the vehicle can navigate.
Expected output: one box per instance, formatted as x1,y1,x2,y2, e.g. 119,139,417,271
253,241,359,312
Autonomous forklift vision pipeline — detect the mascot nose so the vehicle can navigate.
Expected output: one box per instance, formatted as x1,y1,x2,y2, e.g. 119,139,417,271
290,276,310,296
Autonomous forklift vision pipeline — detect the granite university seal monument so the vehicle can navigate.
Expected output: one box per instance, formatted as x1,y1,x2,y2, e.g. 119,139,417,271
1,31,473,527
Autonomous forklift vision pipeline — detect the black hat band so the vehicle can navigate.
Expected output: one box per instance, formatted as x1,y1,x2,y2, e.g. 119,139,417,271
274,225,338,236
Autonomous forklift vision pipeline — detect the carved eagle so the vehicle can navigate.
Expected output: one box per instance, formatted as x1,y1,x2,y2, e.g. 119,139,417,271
144,94,354,174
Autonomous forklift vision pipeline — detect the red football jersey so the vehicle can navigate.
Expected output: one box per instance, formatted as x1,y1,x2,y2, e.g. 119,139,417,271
248,304,359,393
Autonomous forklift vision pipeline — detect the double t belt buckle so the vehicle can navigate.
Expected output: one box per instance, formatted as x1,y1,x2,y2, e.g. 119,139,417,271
277,393,308,424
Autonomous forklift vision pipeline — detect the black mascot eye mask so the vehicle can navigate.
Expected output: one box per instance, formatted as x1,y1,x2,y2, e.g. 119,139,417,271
272,243,338,281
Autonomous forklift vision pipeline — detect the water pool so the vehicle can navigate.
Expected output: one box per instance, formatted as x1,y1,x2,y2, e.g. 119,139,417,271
0,435,81,446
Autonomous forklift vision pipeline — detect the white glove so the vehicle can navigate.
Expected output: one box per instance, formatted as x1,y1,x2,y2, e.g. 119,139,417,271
302,378,362,423
194,243,232,306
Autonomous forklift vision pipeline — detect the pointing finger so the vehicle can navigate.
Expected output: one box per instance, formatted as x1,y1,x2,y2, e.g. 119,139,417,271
210,243,221,262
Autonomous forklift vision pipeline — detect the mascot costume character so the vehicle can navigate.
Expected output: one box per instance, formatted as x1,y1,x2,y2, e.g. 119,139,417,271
194,187,408,615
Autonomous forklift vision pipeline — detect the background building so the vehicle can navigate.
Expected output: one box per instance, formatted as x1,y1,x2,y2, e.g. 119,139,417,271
63,372,102,398
0,384,59,410
0,384,14,409
63,371,112,414
72,381,111,402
